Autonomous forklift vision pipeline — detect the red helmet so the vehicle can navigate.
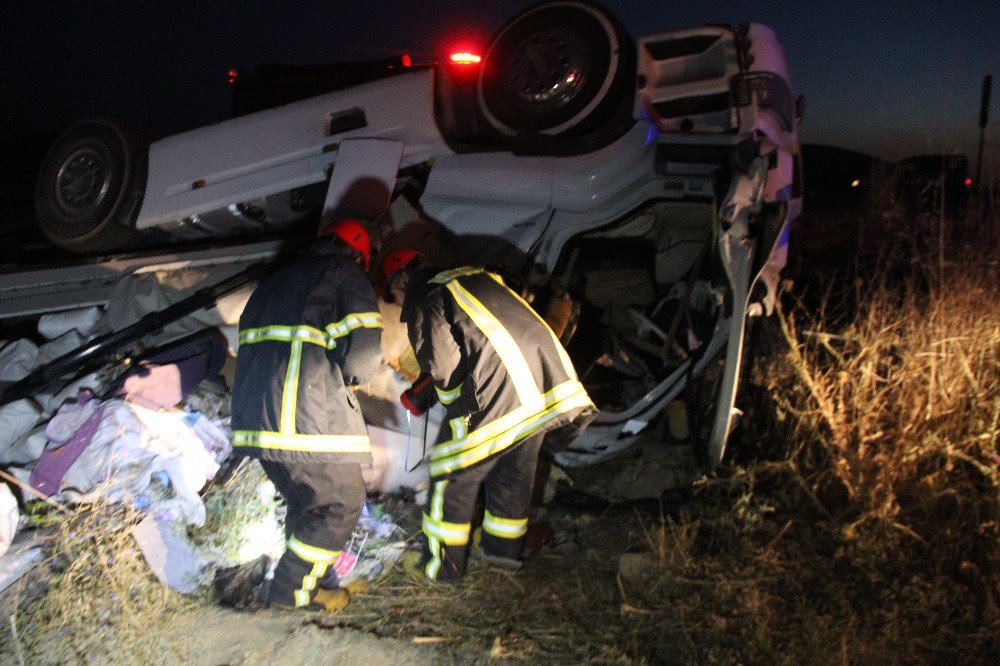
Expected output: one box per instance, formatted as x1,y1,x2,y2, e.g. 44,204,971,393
379,248,422,300
320,218,371,270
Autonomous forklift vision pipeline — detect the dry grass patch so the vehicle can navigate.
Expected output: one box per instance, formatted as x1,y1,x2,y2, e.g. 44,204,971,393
334,510,651,663
4,501,192,665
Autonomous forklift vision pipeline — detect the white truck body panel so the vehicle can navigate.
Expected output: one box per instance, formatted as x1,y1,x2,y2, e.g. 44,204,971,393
135,69,450,229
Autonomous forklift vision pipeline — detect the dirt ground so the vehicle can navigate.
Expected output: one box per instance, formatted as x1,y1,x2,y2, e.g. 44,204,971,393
151,502,646,664
216,503,660,664
2,493,671,665
158,607,460,665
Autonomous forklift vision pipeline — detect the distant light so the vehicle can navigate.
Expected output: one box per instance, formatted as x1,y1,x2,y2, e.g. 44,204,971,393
851,179,860,188
227,68,238,84
964,177,973,187
449,52,482,65
400,53,412,67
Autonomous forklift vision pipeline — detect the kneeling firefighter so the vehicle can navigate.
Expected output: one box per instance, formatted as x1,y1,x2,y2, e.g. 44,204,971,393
231,219,383,611
380,250,596,581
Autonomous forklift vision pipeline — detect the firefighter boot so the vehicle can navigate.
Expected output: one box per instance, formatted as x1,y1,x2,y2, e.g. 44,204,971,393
341,577,369,596
313,587,351,612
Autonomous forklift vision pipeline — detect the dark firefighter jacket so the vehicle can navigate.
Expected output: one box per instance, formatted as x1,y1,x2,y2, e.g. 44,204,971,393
400,265,595,478
231,240,383,463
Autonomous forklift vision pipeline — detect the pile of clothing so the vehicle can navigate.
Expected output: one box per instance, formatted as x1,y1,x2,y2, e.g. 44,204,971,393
1,308,419,598
0,307,234,558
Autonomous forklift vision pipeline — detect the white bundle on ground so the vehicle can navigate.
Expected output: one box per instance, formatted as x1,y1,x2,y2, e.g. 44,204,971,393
0,484,18,558
45,399,229,527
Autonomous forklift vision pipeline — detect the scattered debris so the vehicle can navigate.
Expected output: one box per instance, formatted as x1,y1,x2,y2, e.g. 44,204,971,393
133,514,208,594
0,534,44,595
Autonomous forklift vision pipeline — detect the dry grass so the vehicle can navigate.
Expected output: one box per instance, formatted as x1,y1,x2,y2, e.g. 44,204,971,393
0,463,277,665
186,460,281,567
4,501,192,665
611,194,1000,662
330,508,652,664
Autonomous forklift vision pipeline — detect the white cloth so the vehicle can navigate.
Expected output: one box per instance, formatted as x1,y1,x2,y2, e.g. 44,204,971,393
37,306,102,341
0,400,45,461
0,484,18,558
44,393,99,444
34,330,84,366
91,271,251,351
53,400,225,526
0,339,38,383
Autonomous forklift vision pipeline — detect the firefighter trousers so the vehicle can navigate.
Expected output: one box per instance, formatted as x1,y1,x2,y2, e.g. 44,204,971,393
259,459,365,608
420,433,543,581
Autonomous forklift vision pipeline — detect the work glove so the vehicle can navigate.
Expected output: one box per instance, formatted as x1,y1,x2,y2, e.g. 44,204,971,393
400,372,437,416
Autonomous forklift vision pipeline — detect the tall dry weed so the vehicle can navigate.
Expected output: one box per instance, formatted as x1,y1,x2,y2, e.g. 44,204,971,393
758,199,998,657
621,190,1000,661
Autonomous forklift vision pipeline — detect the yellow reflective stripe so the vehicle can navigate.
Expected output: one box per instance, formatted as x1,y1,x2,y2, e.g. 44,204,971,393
239,325,327,346
483,510,528,539
234,430,372,454
433,380,588,458
449,415,468,441
300,562,328,594
503,285,578,380
429,383,593,476
446,280,541,409
288,535,341,564
295,589,311,607
422,513,471,546
430,267,574,380
325,311,383,344
425,480,448,580
435,383,462,405
281,339,303,433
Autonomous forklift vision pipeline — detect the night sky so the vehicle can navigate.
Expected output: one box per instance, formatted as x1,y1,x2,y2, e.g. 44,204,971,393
1,1,997,162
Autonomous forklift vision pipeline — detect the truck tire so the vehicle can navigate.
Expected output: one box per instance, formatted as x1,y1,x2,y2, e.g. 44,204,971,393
35,119,148,254
478,0,635,138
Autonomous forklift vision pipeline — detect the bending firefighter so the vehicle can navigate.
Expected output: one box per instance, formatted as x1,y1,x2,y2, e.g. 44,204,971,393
381,250,595,581
231,219,382,611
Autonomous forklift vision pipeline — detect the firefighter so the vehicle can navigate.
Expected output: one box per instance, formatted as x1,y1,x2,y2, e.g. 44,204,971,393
230,219,383,611
380,249,595,581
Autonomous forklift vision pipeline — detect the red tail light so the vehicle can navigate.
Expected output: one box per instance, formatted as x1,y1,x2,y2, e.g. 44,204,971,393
449,52,482,65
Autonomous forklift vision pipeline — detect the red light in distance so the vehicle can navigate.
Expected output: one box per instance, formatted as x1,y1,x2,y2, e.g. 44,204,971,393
965,178,973,187
449,52,482,65
227,68,238,84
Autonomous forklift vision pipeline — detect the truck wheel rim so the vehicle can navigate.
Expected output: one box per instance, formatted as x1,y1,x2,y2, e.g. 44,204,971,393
55,147,111,216
507,29,587,109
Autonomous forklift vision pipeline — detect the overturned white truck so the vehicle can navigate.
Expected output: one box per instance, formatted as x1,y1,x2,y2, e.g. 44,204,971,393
33,1,802,492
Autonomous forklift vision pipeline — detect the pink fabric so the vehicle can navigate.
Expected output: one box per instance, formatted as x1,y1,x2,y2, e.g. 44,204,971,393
118,364,183,410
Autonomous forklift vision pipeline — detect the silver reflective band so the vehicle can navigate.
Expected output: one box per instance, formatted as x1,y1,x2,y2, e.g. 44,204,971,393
239,324,327,346
234,430,371,453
